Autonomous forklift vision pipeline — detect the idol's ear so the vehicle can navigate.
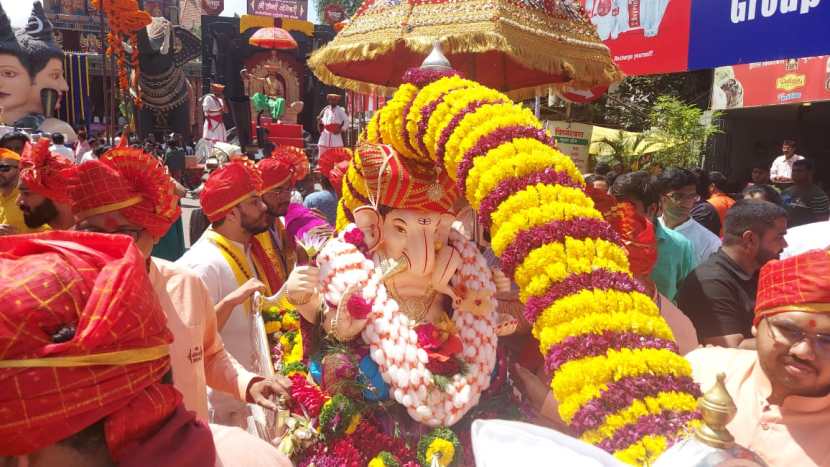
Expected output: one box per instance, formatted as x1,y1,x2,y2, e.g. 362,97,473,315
435,212,455,246
353,205,383,250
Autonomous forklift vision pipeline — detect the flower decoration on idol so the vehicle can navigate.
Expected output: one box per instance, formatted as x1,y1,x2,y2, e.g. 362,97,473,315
331,44,700,465
285,203,333,265
91,0,151,106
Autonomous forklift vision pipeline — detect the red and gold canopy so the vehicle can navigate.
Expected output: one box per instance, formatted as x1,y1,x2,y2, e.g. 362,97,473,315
308,0,621,100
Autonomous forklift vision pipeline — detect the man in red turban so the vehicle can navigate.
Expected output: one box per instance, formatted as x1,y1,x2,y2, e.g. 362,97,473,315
682,249,830,466
0,232,213,466
0,232,292,467
17,139,77,230
71,148,292,438
177,158,306,431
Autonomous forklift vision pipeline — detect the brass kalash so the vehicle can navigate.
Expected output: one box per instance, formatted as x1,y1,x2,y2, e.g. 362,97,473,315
654,373,768,466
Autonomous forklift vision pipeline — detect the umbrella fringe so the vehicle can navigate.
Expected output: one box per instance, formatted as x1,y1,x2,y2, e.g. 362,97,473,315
308,29,622,102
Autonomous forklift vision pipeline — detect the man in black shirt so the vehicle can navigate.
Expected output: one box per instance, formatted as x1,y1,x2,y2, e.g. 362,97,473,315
677,199,788,348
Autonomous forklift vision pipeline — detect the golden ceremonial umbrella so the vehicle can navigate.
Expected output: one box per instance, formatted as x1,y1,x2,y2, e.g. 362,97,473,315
308,0,622,101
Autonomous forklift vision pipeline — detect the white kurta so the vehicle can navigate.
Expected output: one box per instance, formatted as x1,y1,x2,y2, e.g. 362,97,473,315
176,230,264,432
317,105,348,150
202,94,227,142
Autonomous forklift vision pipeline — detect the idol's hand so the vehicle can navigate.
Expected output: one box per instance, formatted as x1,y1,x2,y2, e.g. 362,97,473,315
285,266,322,323
491,267,512,294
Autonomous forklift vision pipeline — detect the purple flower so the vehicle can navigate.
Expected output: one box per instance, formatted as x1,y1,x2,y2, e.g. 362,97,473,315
477,168,583,228
401,67,461,87
499,218,622,278
596,410,701,453
456,126,554,194
523,270,643,324
435,99,506,168
568,374,702,436
545,331,678,373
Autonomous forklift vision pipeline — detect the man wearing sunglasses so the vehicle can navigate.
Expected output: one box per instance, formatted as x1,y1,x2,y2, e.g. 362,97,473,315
657,168,722,268
686,248,830,466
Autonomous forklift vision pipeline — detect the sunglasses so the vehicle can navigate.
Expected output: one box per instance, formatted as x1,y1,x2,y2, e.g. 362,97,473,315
0,165,18,173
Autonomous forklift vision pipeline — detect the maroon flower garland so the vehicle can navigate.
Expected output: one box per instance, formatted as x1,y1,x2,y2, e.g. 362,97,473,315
545,332,678,373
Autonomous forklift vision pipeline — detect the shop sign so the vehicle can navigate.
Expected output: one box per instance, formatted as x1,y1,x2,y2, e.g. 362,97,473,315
544,121,593,172
202,0,225,16
712,55,830,110
248,0,308,19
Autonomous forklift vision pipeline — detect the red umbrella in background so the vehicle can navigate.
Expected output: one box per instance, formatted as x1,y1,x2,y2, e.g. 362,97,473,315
248,27,298,50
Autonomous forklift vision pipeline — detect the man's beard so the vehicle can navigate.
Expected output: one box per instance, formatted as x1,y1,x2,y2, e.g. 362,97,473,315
22,199,59,228
241,211,270,235
755,245,781,267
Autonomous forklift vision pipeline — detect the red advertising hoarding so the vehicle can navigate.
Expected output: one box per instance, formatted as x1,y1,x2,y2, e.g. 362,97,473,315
579,0,692,75
712,56,830,110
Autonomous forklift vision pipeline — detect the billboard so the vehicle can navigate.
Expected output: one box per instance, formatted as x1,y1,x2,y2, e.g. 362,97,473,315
580,0,830,76
247,0,308,19
544,121,594,172
581,0,692,75
712,55,830,110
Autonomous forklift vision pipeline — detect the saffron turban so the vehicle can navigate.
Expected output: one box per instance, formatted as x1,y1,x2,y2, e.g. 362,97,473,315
0,232,177,458
754,249,830,325
317,147,352,195
271,145,309,184
70,145,181,237
19,139,76,204
258,156,293,193
200,159,262,222
346,143,459,213
0,147,20,161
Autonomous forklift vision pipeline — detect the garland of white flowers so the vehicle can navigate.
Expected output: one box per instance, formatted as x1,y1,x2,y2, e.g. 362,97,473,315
316,225,498,427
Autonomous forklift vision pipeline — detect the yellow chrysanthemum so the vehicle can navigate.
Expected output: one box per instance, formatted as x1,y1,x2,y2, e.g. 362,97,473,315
344,414,361,435
425,438,456,467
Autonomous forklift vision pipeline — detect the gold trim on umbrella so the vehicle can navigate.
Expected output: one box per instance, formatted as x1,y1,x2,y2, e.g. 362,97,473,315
308,0,622,101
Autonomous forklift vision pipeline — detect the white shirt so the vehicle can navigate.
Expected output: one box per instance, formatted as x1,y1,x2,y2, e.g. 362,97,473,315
176,230,263,430
317,105,348,148
770,154,804,181
80,151,96,163
49,144,74,161
781,221,830,259
660,216,721,268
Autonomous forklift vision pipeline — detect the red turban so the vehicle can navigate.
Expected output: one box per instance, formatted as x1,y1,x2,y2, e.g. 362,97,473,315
317,147,352,195
19,140,76,204
754,249,830,325
271,145,309,184
585,189,658,277
71,145,181,238
258,156,293,192
0,232,177,458
200,159,262,222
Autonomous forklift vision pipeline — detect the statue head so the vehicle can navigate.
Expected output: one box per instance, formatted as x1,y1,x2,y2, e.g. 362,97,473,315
0,2,67,124
343,144,460,282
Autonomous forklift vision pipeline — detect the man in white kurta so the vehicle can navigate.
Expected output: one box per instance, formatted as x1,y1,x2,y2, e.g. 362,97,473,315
317,93,348,155
202,83,228,143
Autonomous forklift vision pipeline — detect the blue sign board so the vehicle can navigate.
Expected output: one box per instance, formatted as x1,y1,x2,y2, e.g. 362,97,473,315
688,0,830,70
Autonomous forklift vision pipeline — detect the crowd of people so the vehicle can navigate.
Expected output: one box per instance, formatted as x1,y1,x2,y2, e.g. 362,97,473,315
1,122,830,467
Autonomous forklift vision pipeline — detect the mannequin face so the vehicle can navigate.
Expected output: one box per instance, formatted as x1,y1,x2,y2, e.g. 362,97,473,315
0,55,38,121
29,58,68,110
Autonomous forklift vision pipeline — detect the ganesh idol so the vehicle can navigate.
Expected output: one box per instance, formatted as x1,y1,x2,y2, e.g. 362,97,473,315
0,3,75,142
268,141,522,465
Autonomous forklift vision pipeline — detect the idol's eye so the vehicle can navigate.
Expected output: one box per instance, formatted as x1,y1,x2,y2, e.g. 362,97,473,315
395,226,406,235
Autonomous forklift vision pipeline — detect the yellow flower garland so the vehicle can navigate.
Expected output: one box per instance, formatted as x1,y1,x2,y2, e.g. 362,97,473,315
531,288,656,332
425,438,456,467
579,392,699,445
490,204,603,256
552,348,692,402
514,239,630,292
347,74,699,465
537,311,675,355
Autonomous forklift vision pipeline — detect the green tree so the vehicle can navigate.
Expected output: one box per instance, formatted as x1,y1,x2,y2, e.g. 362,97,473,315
647,96,721,168
594,130,659,172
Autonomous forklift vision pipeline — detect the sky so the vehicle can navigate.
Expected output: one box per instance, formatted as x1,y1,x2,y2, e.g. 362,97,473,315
6,0,320,27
